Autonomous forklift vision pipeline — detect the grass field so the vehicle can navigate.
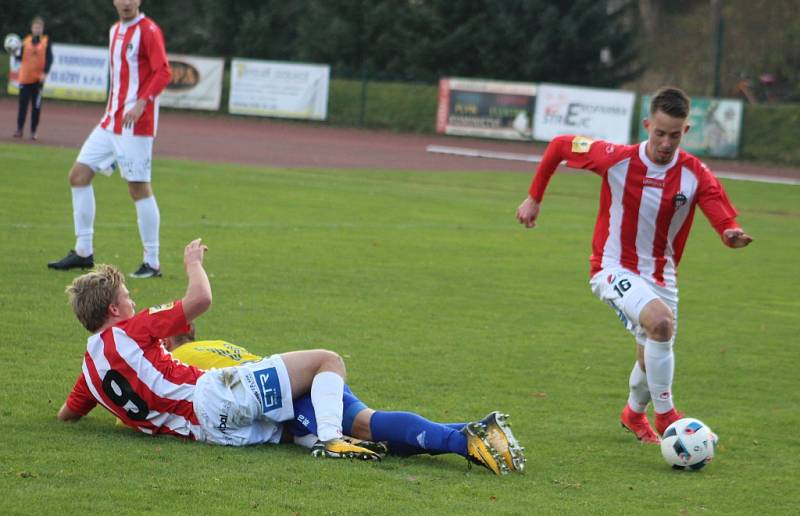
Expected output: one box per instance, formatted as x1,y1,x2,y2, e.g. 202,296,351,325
1,142,798,514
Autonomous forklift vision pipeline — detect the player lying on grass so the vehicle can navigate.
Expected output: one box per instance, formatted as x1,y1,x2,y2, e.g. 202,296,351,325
151,328,525,475
56,239,523,474
516,86,753,444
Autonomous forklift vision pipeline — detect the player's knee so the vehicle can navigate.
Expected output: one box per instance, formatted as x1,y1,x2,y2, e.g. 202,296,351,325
318,349,346,376
648,315,674,341
68,164,92,186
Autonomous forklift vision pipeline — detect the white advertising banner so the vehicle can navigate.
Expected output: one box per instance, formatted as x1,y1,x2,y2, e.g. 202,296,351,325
160,54,224,111
228,59,330,120
9,43,108,101
533,83,636,143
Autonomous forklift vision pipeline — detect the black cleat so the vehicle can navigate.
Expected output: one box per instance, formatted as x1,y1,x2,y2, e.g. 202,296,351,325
129,263,162,278
48,250,94,270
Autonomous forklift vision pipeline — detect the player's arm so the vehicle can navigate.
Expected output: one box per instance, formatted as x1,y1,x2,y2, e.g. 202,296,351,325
123,23,171,128
517,135,607,228
43,38,53,82
181,239,212,323
58,373,97,422
697,169,753,248
57,403,83,422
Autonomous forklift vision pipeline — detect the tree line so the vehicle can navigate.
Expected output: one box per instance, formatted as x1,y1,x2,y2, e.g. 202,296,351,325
3,0,641,87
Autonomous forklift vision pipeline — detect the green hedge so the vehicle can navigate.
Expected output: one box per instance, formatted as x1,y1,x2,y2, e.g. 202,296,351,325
740,103,800,165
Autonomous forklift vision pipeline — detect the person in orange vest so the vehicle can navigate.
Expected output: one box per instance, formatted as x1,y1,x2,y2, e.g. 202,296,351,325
13,16,53,140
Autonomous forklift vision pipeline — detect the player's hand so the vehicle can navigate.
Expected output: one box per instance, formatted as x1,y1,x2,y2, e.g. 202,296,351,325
723,228,753,248
122,99,147,129
184,238,208,268
516,196,541,228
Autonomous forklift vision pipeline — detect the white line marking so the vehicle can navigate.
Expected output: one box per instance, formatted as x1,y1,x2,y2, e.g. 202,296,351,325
425,145,800,185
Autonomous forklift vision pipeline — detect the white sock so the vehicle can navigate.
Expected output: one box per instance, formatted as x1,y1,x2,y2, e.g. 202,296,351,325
293,433,319,449
135,196,160,268
627,360,650,413
71,186,95,257
310,371,344,442
644,337,675,413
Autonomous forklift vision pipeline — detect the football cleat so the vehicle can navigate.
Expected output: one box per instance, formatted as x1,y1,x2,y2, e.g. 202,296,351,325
655,408,684,436
311,438,381,461
620,405,661,444
461,421,507,475
47,250,94,271
474,412,526,473
341,436,389,457
129,262,162,279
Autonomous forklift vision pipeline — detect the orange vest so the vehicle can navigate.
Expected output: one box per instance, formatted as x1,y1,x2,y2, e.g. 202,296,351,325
18,35,48,84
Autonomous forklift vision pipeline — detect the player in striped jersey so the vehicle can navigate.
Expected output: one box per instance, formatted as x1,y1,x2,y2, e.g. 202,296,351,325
48,0,171,278
57,239,381,460
516,87,753,444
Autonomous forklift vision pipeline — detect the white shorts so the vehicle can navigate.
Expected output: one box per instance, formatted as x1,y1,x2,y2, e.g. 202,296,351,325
76,125,153,182
192,356,295,446
590,267,679,345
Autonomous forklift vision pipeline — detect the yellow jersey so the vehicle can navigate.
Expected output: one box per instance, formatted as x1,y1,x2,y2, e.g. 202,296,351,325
170,340,263,369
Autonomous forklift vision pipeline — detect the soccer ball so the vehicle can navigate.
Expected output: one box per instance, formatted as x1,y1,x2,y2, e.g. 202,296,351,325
4,33,21,54
660,417,717,470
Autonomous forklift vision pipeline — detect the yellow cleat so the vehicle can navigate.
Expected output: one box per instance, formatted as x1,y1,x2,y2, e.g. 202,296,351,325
462,422,507,475
311,438,382,461
475,411,526,473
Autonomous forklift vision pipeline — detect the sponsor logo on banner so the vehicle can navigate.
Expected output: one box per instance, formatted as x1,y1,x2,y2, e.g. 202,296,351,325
9,43,109,101
228,59,330,120
435,77,536,141
167,61,200,91
534,83,635,143
160,54,224,110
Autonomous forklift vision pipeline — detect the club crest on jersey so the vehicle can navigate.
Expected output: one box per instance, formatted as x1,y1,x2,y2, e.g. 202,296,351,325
149,302,174,314
571,136,593,153
672,192,688,208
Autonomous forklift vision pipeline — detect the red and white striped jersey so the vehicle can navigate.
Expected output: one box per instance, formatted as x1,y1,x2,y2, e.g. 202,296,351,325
99,13,171,137
529,135,740,286
65,301,205,438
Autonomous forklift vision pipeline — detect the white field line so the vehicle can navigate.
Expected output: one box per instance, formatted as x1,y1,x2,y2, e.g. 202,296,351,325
426,144,800,185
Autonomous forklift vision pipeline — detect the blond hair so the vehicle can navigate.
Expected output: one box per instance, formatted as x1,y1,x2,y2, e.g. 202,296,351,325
66,264,126,332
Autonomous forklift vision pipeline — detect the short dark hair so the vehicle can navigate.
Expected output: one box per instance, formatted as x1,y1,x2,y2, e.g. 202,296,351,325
650,87,690,119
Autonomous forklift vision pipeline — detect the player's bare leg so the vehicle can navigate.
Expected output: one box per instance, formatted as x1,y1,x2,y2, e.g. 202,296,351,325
48,162,96,270
281,349,379,460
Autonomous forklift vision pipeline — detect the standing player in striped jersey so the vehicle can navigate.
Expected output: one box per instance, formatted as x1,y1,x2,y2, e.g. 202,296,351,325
48,0,171,278
516,87,753,444
57,239,381,459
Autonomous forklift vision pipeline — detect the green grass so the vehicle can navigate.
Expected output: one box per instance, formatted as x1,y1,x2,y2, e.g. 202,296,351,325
1,143,798,514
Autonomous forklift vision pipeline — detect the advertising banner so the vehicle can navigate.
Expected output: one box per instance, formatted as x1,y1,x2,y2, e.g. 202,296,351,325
228,59,330,120
9,43,108,101
533,83,635,143
638,95,743,158
436,78,536,140
160,54,224,111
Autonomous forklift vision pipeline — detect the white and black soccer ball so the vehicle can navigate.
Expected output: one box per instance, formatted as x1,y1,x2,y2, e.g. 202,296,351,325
661,417,718,471
4,33,21,54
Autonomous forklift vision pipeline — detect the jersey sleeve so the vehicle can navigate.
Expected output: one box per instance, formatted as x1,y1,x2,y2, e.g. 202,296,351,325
122,300,191,346
65,372,97,416
695,163,740,245
137,21,171,102
528,135,622,202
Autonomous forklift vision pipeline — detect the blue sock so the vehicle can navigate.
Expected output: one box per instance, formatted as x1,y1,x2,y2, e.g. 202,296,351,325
369,411,468,457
